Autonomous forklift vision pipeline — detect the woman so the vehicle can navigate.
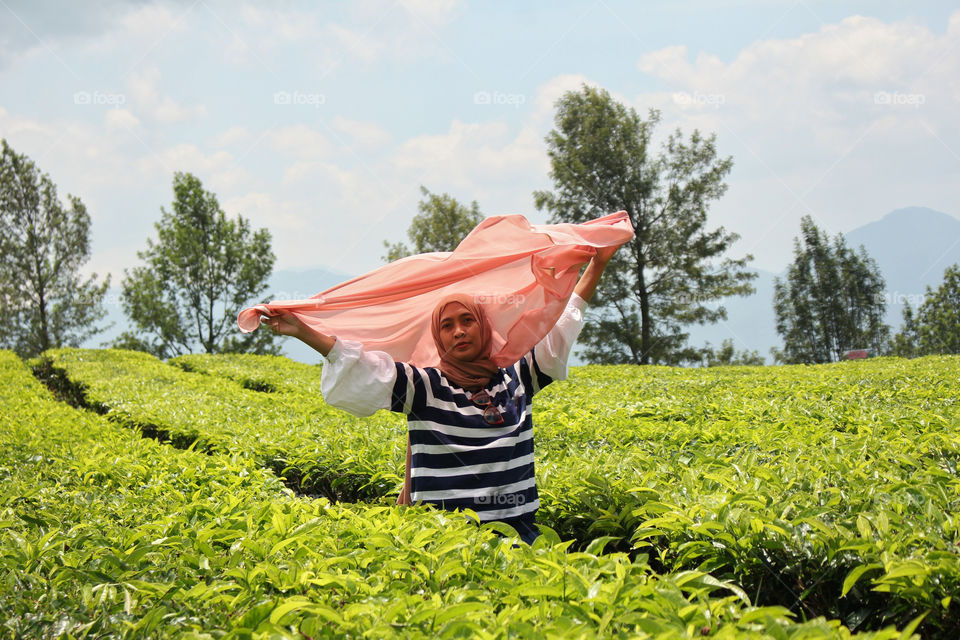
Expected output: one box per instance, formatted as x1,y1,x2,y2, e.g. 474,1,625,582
263,246,616,544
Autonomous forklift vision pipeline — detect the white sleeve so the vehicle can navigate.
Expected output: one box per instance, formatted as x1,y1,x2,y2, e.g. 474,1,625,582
320,338,397,417
534,293,588,382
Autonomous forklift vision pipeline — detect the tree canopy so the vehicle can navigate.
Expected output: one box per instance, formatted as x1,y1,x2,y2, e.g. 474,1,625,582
892,264,960,357
382,186,484,261
117,172,277,358
533,85,755,365
773,215,889,363
0,139,110,358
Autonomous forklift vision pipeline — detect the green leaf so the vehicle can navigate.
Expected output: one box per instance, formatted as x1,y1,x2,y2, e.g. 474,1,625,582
841,563,883,597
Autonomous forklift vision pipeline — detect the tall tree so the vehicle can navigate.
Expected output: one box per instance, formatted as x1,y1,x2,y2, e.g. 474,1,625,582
772,216,889,363
117,172,277,358
891,302,919,358
0,139,110,358
533,85,755,365
892,264,960,356
382,186,484,261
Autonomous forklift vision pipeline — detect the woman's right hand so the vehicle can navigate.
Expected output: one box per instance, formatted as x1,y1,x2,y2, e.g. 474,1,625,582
262,311,337,357
261,311,307,340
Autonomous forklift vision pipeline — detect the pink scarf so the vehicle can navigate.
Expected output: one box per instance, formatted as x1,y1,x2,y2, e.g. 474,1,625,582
238,211,634,368
431,294,498,390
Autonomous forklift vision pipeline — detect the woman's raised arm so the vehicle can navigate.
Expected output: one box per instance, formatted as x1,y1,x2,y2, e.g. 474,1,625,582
573,245,618,303
261,312,336,356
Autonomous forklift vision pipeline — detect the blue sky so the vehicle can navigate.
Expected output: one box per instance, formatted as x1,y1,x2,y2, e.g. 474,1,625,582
2,0,958,295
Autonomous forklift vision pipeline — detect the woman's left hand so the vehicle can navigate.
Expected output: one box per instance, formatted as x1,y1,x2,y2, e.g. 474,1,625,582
594,244,618,265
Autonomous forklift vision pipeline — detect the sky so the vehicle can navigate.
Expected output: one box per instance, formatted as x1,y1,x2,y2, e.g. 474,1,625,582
1,0,959,297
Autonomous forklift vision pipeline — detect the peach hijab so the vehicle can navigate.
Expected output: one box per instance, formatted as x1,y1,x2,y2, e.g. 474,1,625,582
238,211,634,369
431,293,498,390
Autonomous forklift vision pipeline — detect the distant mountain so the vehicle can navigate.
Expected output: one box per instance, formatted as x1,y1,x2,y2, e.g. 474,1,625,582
845,206,960,326
686,206,960,363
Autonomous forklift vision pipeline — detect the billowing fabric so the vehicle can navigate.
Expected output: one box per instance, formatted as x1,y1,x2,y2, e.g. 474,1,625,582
237,210,633,368
430,293,498,390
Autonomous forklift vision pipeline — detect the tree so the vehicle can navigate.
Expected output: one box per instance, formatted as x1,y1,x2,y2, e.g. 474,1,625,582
772,216,889,364
0,139,110,358
891,301,919,358
118,172,278,358
892,264,960,356
700,339,765,367
382,186,484,261
533,85,756,365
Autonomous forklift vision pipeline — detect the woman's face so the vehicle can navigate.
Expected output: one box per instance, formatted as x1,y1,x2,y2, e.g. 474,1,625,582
437,302,482,362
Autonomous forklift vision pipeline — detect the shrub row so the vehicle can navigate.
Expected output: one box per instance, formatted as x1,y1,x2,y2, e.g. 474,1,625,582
33,348,960,635
1,349,898,639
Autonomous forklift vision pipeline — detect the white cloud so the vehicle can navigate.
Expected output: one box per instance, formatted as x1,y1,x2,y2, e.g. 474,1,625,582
267,125,335,160
137,143,251,194
119,3,188,40
326,24,383,64
632,11,960,269
332,116,392,149
398,0,463,26
208,126,252,148
127,67,207,124
104,108,141,133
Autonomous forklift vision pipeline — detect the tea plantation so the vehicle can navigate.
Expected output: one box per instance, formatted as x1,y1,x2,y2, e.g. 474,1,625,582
2,347,957,638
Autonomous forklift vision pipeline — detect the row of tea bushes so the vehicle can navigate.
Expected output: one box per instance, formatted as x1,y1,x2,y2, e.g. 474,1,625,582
31,348,959,635
171,352,960,635
2,348,900,639
33,348,404,502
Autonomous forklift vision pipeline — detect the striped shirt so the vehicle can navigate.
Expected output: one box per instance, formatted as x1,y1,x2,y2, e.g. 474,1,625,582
320,294,587,521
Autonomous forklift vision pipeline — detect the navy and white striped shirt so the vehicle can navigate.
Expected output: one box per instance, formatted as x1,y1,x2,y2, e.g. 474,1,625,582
320,294,587,521
390,350,553,520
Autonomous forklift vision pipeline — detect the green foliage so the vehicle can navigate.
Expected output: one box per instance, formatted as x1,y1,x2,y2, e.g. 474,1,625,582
533,357,960,636
699,338,766,367
382,185,484,262
118,172,278,358
36,348,403,502
0,139,110,358
170,352,324,395
773,216,889,364
533,85,756,365
12,347,960,636
892,264,960,356
1,349,892,639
